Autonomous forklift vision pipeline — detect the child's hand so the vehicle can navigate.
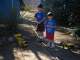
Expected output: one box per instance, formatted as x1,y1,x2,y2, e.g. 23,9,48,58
36,21,40,24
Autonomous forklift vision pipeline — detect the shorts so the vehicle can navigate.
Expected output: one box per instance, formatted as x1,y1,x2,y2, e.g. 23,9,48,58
46,32,54,41
36,22,44,32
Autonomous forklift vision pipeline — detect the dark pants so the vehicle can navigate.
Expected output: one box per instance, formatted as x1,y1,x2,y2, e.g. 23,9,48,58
36,22,44,32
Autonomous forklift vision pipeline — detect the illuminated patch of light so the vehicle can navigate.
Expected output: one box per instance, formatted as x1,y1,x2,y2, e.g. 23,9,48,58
0,56,4,60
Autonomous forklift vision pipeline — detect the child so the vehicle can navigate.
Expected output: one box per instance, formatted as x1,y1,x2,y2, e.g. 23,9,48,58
35,4,46,39
44,12,56,48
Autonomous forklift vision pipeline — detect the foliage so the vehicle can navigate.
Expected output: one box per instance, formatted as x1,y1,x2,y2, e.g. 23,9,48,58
42,0,80,27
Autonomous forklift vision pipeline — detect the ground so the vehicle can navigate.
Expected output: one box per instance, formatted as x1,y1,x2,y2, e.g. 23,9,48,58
0,11,80,60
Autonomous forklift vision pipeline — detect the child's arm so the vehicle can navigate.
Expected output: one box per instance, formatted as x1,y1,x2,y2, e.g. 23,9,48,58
39,13,46,23
39,17,46,23
46,25,56,28
34,12,37,18
34,13,40,23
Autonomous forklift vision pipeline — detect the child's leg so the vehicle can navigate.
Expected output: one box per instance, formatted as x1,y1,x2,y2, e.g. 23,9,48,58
46,32,55,48
50,34,55,48
36,23,43,38
46,32,51,47
43,30,46,39
36,23,42,41
47,40,50,47
39,22,44,40
51,41,55,47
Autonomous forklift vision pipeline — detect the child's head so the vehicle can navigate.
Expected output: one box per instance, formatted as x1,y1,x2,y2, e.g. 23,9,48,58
37,4,43,11
47,12,53,19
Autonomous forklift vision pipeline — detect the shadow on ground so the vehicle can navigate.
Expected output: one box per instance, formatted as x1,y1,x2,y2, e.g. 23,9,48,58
18,26,80,60
15,17,80,60
0,43,16,60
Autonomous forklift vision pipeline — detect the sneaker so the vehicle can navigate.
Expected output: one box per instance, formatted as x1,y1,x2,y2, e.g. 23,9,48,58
47,42,50,47
49,42,55,48
52,42,55,47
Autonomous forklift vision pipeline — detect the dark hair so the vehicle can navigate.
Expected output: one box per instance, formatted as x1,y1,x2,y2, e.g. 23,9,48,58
38,4,43,8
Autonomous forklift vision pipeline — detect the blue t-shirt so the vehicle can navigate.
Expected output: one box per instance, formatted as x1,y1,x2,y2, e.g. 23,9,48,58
35,11,45,22
45,19,56,34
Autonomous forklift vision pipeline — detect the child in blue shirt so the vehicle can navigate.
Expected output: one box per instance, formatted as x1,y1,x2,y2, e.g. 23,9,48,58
35,4,46,40
45,12,56,48
35,4,45,32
